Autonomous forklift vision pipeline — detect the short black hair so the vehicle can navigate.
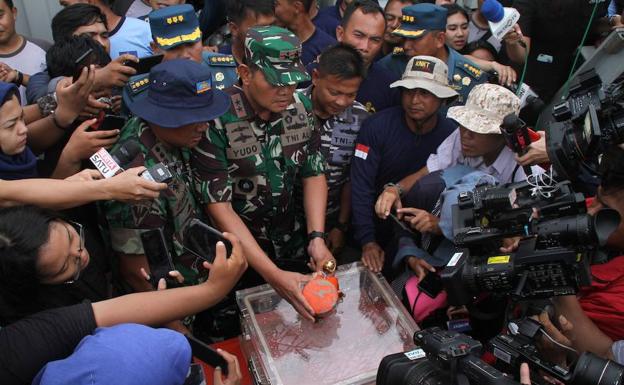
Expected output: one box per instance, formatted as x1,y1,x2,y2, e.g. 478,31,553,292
317,43,367,80
463,39,497,58
2,0,14,9
342,0,385,28
46,35,111,78
51,4,108,43
226,0,274,25
442,4,469,21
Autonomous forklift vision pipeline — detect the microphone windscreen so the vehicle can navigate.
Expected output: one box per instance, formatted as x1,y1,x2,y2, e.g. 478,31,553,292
481,0,504,23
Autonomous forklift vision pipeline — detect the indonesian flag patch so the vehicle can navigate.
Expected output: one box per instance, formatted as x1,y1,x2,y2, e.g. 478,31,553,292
354,143,369,160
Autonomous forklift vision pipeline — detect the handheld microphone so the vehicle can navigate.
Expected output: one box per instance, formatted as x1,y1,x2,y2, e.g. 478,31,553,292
90,140,141,178
481,0,523,44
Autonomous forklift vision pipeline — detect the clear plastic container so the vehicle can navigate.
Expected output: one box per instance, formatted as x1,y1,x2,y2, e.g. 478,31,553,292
237,262,419,385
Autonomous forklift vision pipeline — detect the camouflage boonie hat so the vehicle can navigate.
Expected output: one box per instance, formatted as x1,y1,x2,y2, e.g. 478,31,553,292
244,26,311,87
447,84,520,135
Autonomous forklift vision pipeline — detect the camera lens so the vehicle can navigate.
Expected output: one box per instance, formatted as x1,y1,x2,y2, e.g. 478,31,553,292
404,359,453,385
571,352,624,385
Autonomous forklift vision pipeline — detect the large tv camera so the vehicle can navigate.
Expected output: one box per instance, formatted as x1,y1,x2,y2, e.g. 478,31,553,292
378,325,624,385
378,327,520,385
546,69,624,182
443,180,620,305
490,318,624,385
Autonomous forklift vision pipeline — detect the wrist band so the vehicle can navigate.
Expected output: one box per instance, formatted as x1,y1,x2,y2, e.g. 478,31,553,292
14,71,23,87
384,182,403,197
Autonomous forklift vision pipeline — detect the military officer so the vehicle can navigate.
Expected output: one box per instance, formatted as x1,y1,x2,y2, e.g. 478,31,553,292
123,4,238,108
192,26,335,321
104,59,232,294
378,3,494,106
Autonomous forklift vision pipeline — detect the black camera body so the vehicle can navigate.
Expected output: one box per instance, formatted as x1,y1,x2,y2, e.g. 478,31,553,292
546,69,624,183
378,327,520,385
490,318,624,385
445,180,619,306
441,242,592,306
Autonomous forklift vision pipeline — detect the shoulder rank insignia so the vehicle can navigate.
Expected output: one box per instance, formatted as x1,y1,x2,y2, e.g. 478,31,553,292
209,54,237,67
392,46,405,56
462,63,483,79
129,74,150,95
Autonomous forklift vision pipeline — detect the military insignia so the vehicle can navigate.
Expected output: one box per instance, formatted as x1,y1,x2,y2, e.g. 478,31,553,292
215,72,224,82
392,46,405,56
208,54,236,67
453,74,462,82
281,103,309,132
279,48,301,60
129,75,150,95
463,63,483,78
462,77,471,86
196,80,211,94
230,93,248,119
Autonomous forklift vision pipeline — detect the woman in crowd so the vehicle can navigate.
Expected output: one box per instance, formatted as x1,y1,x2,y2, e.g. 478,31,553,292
443,4,470,53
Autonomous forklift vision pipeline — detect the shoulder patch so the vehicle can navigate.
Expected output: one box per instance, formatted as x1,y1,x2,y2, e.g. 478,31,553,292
128,74,150,95
462,63,483,79
208,54,237,67
392,47,405,56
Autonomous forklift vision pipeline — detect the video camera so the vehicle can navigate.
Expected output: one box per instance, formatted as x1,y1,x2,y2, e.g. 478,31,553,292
546,69,624,182
490,318,624,385
443,180,620,305
377,327,520,385
379,325,624,385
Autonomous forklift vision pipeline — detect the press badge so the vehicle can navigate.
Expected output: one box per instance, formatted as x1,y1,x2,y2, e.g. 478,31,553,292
536,54,553,63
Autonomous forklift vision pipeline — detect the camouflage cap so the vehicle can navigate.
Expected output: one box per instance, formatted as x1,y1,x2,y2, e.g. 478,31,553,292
447,84,520,135
244,26,311,87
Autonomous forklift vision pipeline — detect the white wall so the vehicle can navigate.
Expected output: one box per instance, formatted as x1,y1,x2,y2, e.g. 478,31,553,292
14,0,63,43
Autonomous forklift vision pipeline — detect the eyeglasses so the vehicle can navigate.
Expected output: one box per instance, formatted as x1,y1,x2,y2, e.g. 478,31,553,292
64,221,85,284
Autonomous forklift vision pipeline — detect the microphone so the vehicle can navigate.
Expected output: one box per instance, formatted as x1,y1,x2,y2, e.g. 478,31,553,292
90,140,141,178
481,0,522,44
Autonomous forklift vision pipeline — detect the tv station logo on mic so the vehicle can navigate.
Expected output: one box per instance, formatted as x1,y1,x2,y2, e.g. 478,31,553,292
90,148,122,178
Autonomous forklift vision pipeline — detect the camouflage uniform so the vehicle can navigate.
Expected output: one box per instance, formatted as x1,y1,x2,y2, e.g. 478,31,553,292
299,86,369,228
192,26,324,262
193,88,324,260
102,117,206,283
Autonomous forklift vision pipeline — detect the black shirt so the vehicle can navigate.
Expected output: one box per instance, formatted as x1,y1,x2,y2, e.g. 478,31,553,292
513,0,608,104
0,302,96,385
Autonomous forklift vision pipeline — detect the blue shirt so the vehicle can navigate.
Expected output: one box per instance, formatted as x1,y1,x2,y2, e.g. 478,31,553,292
350,106,456,245
301,28,336,66
109,17,153,59
357,61,401,113
218,44,232,55
314,4,341,39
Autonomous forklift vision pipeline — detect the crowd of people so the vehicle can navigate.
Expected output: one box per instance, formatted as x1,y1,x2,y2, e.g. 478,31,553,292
1,0,624,384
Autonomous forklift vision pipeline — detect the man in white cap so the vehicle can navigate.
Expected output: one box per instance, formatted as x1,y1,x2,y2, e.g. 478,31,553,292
351,55,457,274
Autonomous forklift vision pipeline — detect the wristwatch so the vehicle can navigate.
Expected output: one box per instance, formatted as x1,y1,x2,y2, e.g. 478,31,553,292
307,231,327,243
37,93,58,117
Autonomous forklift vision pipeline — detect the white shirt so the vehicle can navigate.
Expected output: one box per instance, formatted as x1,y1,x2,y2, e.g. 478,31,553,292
426,128,542,183
0,38,47,105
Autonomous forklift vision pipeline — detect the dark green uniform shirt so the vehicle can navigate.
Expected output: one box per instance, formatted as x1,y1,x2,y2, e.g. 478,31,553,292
102,117,205,283
192,87,325,260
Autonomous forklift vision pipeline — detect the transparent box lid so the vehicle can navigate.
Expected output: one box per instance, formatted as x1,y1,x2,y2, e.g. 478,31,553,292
236,262,419,385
